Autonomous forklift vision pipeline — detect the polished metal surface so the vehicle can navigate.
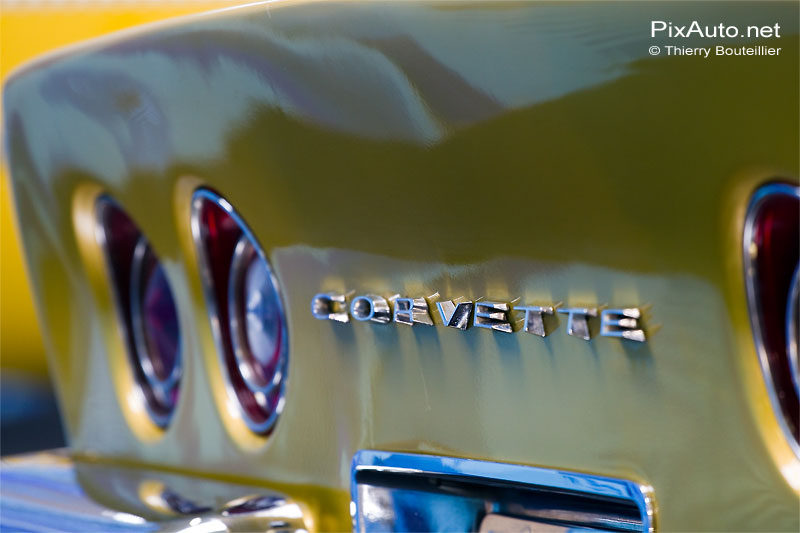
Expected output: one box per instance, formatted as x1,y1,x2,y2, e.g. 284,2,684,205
558,308,599,341
1,451,153,532
479,514,587,532
473,301,513,333
788,266,800,398
350,295,392,324
311,292,350,323
600,308,646,343
392,297,434,326
435,300,474,330
191,188,288,436
0,451,307,532
515,305,558,337
143,486,211,516
742,182,800,459
130,236,183,405
311,292,646,341
94,195,178,429
350,450,654,533
228,235,285,395
221,495,284,516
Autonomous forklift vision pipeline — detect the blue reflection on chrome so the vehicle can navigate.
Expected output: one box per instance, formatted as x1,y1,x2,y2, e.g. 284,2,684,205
0,453,155,532
351,450,654,533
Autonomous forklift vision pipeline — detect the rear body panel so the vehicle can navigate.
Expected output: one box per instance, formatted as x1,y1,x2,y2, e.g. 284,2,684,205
4,1,799,530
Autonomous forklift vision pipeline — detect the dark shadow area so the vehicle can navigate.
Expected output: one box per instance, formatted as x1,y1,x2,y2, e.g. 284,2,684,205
1,372,65,456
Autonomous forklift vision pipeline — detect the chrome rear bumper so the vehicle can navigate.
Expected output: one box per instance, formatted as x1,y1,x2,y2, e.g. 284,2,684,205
351,451,655,533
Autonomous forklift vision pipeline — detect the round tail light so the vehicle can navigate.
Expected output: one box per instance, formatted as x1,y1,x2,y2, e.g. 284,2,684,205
130,237,182,405
744,182,800,454
97,197,181,427
229,236,285,395
191,189,287,435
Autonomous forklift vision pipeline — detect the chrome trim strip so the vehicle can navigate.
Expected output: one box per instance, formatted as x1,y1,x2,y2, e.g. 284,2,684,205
190,188,288,435
351,450,655,533
742,182,800,459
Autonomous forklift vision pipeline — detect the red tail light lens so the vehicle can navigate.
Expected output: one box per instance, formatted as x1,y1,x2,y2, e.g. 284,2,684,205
131,239,182,393
96,197,181,427
744,183,800,452
191,189,287,435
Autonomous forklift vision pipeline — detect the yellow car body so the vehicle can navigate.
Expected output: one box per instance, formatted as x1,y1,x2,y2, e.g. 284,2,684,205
2,1,799,531
1,0,236,375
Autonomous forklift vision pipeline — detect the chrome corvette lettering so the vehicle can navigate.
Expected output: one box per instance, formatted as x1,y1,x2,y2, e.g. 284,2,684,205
473,301,513,333
558,307,599,341
436,300,473,330
311,292,350,323
393,297,434,326
312,293,647,342
515,305,557,337
351,294,391,324
600,308,646,343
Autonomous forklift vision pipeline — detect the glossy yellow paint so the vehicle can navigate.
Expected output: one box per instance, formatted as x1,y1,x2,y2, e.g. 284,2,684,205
3,450,347,531
3,1,800,530
0,1,237,373
71,451,349,531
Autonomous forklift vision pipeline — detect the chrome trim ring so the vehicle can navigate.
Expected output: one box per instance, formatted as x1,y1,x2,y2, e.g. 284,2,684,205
190,188,288,436
94,196,180,429
227,236,286,396
742,181,800,458
787,265,800,399
129,237,183,400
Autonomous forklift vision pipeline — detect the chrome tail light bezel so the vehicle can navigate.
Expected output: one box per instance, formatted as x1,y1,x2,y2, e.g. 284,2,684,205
190,188,288,436
743,181,800,457
95,196,182,428
788,265,800,399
